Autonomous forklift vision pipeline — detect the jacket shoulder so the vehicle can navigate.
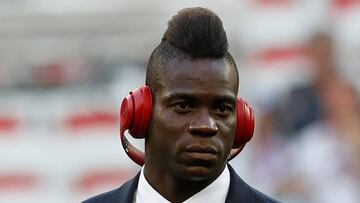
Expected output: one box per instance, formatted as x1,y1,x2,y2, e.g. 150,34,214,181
82,187,121,203
226,165,281,203
251,188,281,203
82,173,140,203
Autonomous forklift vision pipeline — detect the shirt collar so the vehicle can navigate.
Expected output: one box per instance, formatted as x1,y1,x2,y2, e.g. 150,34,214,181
134,165,230,203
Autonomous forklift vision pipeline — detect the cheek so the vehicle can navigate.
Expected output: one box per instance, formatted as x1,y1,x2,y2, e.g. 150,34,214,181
154,107,184,133
148,106,188,151
218,116,237,147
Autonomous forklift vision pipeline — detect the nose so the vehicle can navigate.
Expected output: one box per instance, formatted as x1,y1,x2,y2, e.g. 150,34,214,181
188,109,218,137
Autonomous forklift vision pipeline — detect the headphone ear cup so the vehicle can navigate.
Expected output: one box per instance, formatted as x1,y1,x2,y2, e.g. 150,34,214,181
120,94,134,135
121,85,153,139
233,97,255,148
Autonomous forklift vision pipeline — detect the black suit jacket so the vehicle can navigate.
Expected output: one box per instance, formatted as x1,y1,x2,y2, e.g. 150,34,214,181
83,165,279,203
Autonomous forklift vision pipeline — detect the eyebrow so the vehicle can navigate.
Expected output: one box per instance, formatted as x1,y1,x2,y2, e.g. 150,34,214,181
165,92,237,105
166,93,195,100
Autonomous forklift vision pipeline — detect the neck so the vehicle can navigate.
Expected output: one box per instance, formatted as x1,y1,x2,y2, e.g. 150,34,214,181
143,164,225,203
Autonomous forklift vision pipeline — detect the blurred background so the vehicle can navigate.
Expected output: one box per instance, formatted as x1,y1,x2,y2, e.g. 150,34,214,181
0,0,359,202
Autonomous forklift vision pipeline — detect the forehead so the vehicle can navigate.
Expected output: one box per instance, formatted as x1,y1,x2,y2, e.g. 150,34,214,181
158,58,238,98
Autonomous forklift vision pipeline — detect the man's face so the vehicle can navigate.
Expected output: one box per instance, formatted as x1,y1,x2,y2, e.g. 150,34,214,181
145,58,238,181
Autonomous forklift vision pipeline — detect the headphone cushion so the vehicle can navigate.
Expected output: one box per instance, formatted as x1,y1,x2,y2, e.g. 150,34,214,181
128,86,153,138
233,97,255,148
120,95,134,135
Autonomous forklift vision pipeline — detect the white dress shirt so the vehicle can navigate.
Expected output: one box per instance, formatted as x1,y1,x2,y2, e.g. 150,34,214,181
134,165,230,203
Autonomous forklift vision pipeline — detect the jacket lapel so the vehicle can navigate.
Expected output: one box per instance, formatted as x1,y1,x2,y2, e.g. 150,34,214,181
225,165,254,203
112,172,140,203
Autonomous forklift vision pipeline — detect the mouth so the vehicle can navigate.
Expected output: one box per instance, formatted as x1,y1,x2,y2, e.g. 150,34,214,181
182,145,218,162
185,145,218,154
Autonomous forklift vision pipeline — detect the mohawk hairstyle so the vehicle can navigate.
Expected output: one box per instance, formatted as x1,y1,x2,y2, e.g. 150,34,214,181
146,7,237,93
162,7,228,58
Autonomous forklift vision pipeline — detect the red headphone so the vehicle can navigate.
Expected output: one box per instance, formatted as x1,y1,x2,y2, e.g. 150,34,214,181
120,85,255,166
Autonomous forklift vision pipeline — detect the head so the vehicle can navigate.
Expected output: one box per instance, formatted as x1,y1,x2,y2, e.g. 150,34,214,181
144,7,239,182
307,33,335,77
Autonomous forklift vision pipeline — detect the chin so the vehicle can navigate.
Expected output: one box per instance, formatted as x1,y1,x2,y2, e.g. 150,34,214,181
177,165,218,181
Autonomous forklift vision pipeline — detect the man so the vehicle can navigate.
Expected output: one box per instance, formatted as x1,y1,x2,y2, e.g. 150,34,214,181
83,7,279,203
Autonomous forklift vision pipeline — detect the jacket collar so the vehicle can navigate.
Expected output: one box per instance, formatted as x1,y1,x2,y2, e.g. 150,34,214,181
117,164,254,203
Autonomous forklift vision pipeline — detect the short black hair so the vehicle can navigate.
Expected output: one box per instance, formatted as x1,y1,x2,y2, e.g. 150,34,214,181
146,7,238,93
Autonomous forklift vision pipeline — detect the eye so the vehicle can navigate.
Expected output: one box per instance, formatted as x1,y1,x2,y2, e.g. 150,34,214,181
214,104,233,116
173,101,193,113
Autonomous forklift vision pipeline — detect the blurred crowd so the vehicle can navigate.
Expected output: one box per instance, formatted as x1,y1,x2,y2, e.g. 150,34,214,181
233,33,360,203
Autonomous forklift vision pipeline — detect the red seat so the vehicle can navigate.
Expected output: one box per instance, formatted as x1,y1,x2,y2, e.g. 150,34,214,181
75,169,136,193
255,46,308,65
0,173,40,192
0,116,19,134
334,0,360,10
64,111,118,131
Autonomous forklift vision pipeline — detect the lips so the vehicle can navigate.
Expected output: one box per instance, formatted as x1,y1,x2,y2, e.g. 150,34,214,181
182,145,218,163
184,145,218,160
185,145,217,154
